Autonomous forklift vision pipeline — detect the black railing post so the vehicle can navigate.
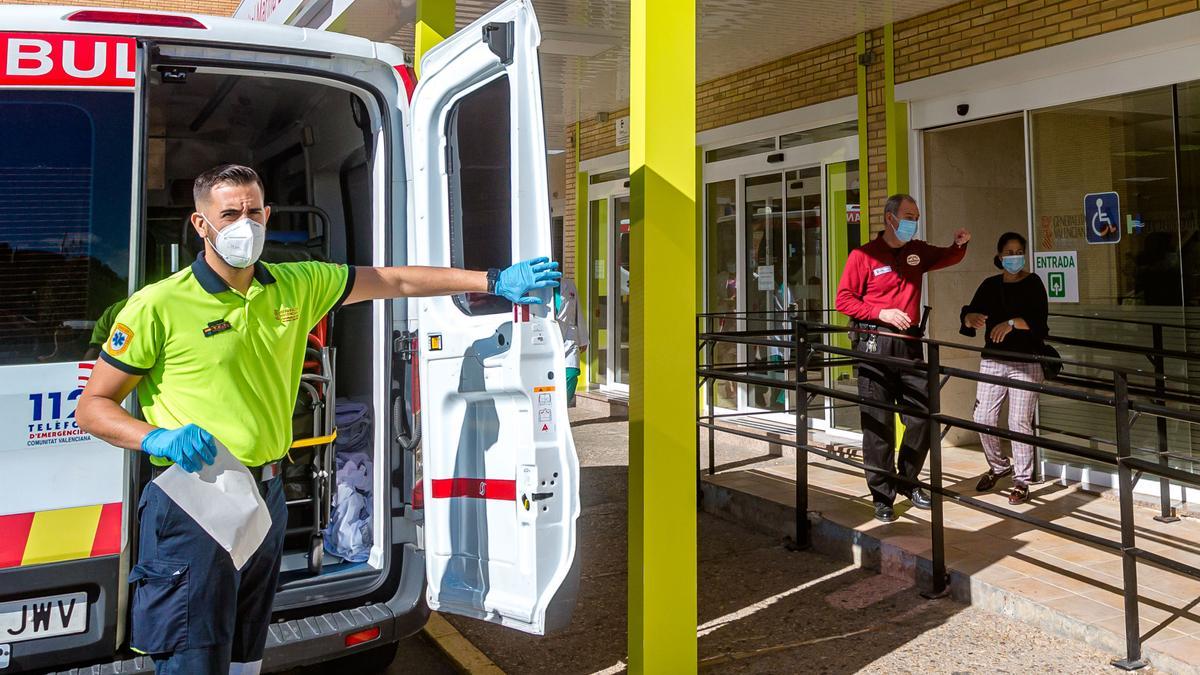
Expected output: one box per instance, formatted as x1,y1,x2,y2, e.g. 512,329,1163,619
922,341,948,599
696,316,708,507
1151,324,1178,523
789,308,811,550
1112,372,1148,671
706,323,717,478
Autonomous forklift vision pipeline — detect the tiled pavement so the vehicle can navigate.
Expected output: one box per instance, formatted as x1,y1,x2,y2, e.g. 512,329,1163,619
700,432,1200,673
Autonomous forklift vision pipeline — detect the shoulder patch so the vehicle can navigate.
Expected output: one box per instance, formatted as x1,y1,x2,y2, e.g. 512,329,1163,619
107,323,134,356
906,254,921,266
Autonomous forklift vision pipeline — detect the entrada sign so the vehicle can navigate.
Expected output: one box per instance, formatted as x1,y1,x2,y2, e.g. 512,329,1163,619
1034,251,1079,303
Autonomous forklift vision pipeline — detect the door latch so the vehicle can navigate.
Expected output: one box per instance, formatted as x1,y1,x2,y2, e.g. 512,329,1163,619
521,492,554,511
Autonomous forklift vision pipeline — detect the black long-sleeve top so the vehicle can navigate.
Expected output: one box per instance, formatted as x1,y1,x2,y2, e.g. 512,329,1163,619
959,273,1049,360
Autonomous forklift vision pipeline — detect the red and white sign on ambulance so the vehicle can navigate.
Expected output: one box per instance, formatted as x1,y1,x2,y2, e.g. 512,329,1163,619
0,32,134,88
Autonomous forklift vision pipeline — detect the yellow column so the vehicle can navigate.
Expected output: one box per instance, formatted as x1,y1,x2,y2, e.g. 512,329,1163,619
628,0,697,671
884,23,909,196
414,0,455,78
883,23,910,448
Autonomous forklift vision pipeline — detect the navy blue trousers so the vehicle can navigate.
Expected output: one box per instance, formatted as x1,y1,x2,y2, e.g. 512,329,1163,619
130,476,287,674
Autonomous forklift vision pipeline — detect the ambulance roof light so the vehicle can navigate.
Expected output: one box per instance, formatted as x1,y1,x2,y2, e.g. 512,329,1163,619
67,10,207,29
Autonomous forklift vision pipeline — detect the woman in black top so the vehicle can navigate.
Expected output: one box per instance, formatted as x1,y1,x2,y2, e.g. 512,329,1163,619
960,232,1049,504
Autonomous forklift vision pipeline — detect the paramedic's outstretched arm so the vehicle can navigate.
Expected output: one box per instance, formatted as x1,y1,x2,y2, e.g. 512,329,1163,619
78,360,155,451
345,257,561,305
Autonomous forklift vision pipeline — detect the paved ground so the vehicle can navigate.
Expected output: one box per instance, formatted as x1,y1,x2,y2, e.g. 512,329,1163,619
444,405,1161,674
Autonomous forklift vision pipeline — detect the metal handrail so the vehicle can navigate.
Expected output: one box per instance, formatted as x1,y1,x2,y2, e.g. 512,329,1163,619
1048,310,1200,332
696,310,1200,670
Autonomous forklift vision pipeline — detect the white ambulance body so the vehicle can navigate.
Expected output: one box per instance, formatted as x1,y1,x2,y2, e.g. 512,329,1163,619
0,2,580,671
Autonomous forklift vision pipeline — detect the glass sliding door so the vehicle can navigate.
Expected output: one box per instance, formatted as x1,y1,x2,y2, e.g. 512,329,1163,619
612,195,632,388
702,147,855,425
744,173,788,411
825,160,862,433
1031,87,1192,474
586,187,630,392
587,198,608,387
706,179,738,409
738,166,827,416
786,167,824,315
785,167,826,421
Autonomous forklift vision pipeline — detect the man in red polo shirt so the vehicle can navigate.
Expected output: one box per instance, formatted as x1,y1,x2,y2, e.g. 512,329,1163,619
836,193,970,523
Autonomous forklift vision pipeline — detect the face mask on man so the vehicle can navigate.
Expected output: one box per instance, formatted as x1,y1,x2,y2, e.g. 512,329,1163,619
201,214,266,269
891,215,918,243
1001,254,1025,274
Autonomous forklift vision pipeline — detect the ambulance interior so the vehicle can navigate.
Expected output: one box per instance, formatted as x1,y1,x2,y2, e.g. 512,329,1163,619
139,67,403,596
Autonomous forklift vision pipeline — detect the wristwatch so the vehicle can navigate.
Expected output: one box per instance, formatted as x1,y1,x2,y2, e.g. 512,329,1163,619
486,268,501,295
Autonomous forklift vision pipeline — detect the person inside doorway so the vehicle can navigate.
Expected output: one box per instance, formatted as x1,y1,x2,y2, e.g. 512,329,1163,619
835,193,970,523
76,164,559,674
961,232,1049,505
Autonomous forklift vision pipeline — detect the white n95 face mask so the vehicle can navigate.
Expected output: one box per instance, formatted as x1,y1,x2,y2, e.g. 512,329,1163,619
202,215,265,269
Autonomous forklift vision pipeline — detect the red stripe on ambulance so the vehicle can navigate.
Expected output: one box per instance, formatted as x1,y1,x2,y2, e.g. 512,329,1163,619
0,33,135,89
90,502,122,557
431,478,516,501
0,512,35,569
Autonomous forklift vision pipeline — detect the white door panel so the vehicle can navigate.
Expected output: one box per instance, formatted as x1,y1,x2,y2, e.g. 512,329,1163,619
409,0,579,636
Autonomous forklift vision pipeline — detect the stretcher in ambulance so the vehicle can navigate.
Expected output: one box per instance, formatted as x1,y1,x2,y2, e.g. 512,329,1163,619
0,1,580,671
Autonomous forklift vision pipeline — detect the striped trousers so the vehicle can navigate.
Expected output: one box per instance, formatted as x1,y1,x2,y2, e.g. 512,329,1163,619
973,358,1043,486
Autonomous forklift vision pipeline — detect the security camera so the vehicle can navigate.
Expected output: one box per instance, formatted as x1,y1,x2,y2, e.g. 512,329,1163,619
956,103,969,117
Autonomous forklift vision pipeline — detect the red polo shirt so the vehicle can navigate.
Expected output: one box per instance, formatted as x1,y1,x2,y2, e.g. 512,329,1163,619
835,234,967,325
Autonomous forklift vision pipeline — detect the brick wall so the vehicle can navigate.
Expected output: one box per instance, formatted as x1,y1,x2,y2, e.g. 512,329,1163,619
0,0,241,16
564,137,577,280
696,37,856,134
863,30,888,233
894,0,1200,82
564,37,858,276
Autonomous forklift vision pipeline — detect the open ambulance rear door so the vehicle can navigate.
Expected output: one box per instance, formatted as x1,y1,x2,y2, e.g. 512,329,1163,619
409,0,581,636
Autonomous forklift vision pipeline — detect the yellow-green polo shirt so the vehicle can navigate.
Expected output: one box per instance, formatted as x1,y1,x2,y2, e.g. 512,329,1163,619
101,253,354,467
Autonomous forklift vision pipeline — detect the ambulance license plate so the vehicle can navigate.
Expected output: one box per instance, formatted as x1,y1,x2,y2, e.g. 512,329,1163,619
0,592,87,644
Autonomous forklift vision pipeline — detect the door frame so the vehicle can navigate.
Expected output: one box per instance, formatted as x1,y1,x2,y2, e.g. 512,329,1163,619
587,178,630,393
735,163,830,428
702,132,858,428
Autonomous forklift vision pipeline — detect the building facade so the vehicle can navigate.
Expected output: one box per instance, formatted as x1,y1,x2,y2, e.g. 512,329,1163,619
566,0,1200,497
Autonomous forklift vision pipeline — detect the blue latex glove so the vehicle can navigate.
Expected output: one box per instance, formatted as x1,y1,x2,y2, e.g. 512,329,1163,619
496,257,562,305
141,424,217,473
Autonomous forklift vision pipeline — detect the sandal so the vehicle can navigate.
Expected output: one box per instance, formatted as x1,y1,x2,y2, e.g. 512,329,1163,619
1008,484,1029,504
976,465,1013,492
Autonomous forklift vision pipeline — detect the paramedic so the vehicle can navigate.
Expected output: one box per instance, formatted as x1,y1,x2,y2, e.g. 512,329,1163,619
555,276,587,406
834,194,970,524
76,163,560,675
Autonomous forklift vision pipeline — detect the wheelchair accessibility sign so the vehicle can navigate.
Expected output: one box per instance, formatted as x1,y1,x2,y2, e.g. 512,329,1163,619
1084,191,1120,244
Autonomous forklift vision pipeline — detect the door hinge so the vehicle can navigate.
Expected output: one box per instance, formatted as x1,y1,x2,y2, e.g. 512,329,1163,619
393,331,418,360
483,21,515,66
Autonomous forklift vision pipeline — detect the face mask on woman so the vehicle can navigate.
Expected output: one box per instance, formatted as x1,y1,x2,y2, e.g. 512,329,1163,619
1001,254,1025,274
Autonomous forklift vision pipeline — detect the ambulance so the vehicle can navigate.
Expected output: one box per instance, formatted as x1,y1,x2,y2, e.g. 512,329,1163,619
0,1,580,671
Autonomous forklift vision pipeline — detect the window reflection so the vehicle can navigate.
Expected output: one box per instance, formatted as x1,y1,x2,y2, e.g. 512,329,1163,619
0,91,133,366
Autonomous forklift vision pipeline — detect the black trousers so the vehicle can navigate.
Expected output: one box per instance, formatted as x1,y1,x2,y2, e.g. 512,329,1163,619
855,334,930,506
